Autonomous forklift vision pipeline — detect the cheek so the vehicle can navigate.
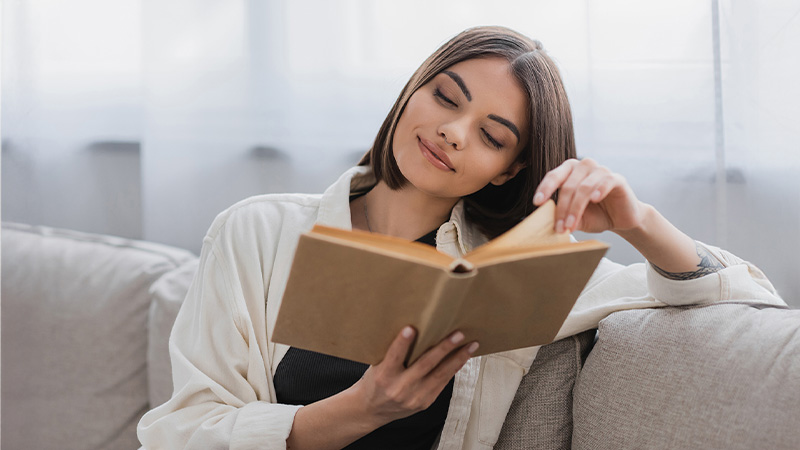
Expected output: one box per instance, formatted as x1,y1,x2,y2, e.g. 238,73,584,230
463,153,518,186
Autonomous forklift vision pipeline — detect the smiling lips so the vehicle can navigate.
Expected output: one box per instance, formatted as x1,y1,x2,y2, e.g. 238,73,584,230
418,137,455,172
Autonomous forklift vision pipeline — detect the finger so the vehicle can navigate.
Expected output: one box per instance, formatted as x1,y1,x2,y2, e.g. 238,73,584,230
587,172,622,205
380,326,416,369
404,330,466,379
554,159,597,232
423,341,479,393
533,159,579,206
564,169,612,232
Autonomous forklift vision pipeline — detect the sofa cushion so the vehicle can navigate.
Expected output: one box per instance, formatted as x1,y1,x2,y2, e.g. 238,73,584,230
147,258,199,408
494,329,596,449
572,303,800,450
1,223,195,450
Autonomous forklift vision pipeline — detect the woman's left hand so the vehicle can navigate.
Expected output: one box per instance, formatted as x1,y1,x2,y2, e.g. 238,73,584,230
533,158,644,234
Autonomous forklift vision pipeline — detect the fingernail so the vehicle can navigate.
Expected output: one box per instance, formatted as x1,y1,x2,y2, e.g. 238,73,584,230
556,219,564,233
533,192,544,204
450,331,465,344
467,342,479,354
565,215,575,230
591,190,601,201
402,327,414,338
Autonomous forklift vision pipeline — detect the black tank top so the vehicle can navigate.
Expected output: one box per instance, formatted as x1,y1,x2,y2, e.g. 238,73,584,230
274,227,454,450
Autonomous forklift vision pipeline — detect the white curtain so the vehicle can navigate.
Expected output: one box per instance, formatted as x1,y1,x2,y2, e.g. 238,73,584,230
3,0,799,305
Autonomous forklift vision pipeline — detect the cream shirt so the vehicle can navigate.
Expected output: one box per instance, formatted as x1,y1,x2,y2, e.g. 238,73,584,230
137,166,784,450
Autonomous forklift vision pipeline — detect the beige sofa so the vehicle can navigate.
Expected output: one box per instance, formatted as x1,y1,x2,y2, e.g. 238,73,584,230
3,222,799,449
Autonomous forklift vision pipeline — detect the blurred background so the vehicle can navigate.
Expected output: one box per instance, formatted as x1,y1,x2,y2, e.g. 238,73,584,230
3,0,799,305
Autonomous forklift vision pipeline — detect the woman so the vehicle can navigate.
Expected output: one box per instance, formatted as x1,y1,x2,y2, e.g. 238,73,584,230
137,26,781,449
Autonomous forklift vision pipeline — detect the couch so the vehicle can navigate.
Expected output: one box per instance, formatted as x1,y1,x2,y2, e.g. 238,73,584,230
3,222,799,449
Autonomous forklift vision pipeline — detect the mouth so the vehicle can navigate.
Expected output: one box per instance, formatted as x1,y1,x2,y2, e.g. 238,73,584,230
418,137,455,172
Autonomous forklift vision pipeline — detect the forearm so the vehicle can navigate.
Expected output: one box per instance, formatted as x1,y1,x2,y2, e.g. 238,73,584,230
286,385,384,450
615,203,722,279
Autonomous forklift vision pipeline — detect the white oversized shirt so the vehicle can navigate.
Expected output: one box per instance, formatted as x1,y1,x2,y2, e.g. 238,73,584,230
137,166,784,450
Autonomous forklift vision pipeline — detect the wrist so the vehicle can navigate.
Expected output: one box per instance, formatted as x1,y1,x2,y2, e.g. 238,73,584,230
614,201,655,243
612,202,701,273
345,381,391,431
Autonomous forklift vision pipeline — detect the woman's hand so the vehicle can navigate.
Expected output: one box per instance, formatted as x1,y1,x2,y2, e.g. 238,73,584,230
287,327,477,450
286,327,478,450
353,326,478,427
532,157,720,279
533,158,644,234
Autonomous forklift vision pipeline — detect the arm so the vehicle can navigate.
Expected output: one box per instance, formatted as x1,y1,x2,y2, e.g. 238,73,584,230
138,206,477,450
537,160,784,341
533,158,722,278
615,203,724,280
138,228,303,449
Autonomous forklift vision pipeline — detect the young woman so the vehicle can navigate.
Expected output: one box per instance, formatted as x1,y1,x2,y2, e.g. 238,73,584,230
137,26,781,450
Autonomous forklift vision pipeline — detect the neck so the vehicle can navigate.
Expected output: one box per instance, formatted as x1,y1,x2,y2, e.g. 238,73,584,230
353,181,457,240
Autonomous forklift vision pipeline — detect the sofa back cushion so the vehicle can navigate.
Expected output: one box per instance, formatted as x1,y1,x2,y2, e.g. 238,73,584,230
572,303,800,450
1,223,195,450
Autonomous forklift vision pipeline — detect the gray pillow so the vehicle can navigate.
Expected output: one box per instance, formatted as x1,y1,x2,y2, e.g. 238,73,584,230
2,223,195,450
495,329,596,449
572,303,800,450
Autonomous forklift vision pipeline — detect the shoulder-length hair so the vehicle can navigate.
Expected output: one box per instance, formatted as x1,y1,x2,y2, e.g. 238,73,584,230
359,26,576,239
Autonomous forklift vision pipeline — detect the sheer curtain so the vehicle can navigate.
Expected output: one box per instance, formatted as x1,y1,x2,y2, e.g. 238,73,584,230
3,0,799,305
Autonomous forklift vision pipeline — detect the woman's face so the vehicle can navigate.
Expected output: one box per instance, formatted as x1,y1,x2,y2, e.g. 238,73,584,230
392,57,528,202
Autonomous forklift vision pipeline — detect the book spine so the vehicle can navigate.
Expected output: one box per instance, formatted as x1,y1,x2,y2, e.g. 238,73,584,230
408,268,477,364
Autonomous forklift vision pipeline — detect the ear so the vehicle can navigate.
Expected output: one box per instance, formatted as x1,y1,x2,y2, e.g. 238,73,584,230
490,161,526,186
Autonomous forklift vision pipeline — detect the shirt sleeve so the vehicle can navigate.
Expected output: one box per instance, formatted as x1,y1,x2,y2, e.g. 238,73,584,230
645,240,785,307
137,214,302,450
557,240,785,339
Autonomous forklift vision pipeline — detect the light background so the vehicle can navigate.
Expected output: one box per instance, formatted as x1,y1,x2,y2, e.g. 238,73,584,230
3,0,799,306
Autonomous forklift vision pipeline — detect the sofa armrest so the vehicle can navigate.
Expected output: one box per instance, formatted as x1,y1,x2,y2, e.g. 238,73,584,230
572,303,800,449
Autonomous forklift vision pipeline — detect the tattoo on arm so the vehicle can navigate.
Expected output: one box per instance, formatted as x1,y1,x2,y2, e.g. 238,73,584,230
651,243,725,280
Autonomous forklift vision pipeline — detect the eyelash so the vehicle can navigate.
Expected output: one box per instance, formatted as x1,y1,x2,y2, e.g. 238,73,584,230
483,130,502,149
433,88,457,107
433,88,503,150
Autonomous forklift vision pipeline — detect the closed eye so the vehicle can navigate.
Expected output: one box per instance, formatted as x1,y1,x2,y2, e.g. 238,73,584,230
482,129,502,149
433,88,457,107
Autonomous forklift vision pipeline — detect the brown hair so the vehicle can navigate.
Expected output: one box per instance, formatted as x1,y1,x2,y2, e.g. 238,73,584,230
359,26,576,238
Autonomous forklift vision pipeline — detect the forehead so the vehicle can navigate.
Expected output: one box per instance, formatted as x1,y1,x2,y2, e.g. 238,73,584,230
436,57,528,125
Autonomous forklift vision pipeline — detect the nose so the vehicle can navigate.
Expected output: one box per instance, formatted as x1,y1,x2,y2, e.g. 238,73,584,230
439,120,467,151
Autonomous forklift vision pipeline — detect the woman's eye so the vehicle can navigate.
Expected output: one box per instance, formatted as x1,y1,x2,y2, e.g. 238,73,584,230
433,88,457,107
482,129,502,149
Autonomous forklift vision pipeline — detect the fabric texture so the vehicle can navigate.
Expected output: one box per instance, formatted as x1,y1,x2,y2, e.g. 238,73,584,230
1,223,195,450
572,303,800,450
494,329,596,450
147,258,200,408
137,166,784,450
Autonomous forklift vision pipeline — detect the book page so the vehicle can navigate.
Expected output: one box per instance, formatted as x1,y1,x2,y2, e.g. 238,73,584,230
465,239,608,266
310,225,454,267
465,200,569,260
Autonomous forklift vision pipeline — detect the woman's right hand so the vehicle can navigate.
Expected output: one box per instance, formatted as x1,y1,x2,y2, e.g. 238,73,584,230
352,326,479,427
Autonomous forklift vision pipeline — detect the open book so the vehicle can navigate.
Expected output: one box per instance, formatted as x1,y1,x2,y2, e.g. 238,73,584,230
272,200,608,366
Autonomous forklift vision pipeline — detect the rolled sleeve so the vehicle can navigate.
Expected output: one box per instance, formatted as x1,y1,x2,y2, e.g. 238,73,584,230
646,241,785,307
231,402,303,450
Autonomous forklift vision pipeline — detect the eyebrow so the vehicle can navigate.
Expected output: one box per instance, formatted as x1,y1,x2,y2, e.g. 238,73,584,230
489,114,521,143
443,69,521,143
443,70,471,101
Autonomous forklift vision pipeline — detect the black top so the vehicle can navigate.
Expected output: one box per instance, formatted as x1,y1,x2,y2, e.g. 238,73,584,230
274,227,454,450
